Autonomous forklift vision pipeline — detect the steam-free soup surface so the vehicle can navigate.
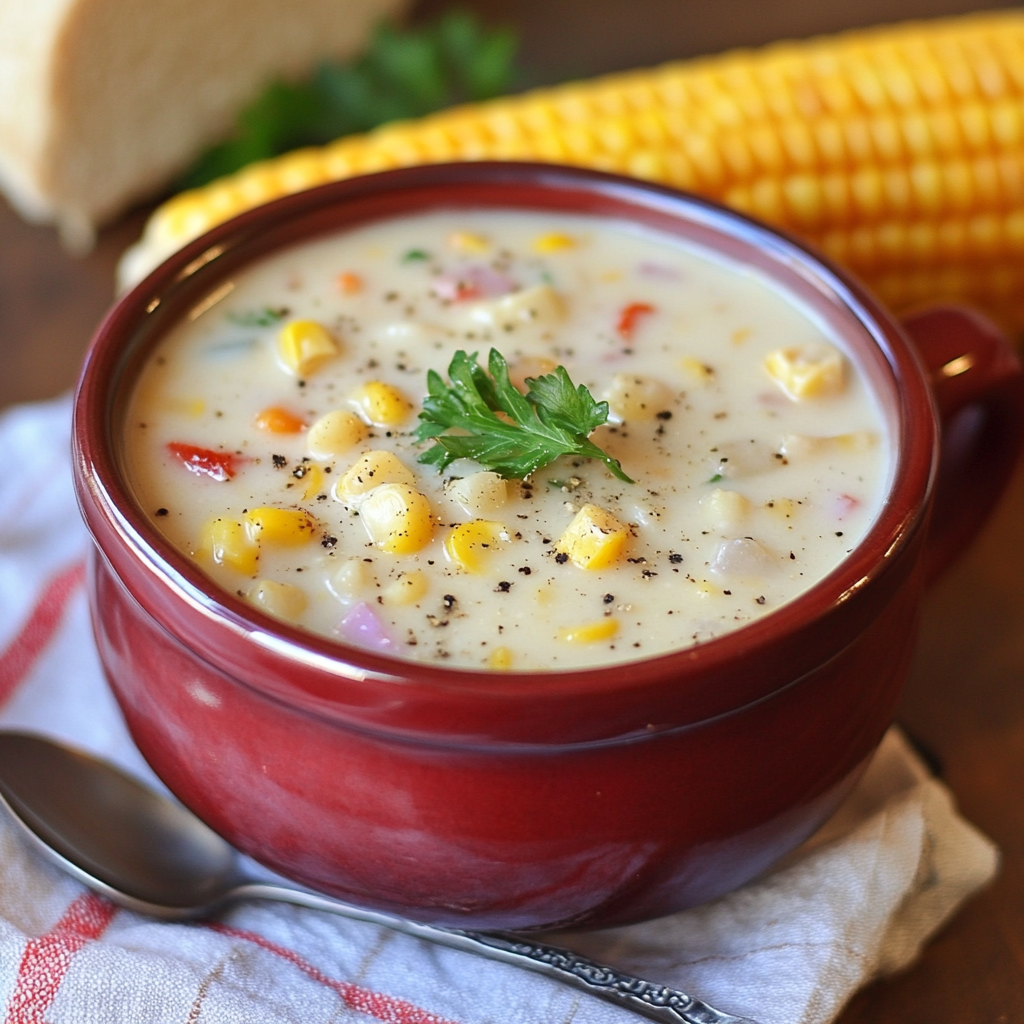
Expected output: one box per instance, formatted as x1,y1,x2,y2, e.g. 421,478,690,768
125,210,889,671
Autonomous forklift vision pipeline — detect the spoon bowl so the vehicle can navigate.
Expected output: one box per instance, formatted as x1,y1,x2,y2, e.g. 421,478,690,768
0,730,757,1024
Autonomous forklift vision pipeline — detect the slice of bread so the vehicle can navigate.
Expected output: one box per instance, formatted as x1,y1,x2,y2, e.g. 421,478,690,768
0,0,407,249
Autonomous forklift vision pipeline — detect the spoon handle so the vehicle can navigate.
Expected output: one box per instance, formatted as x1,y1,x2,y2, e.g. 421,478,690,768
233,883,758,1024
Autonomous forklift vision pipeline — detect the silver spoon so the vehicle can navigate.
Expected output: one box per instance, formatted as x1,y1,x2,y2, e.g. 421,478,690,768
0,731,757,1024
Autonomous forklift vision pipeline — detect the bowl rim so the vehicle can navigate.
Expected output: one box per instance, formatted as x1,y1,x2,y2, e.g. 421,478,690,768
73,161,937,736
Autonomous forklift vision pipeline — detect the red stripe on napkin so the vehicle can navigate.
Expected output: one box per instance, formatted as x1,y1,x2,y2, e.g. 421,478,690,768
0,559,85,708
4,892,116,1024
211,923,462,1024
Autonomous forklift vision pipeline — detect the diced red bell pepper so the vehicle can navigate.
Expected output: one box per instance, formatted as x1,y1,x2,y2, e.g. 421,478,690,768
616,302,656,341
167,442,238,481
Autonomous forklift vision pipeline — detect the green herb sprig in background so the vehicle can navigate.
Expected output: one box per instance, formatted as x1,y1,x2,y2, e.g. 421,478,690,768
416,349,633,483
182,10,520,189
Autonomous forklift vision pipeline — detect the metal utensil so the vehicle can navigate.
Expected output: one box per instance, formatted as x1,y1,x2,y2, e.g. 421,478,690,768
0,731,757,1024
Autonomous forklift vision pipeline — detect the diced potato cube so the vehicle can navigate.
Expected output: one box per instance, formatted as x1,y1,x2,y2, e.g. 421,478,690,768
447,231,489,253
247,580,308,621
445,520,507,573
469,284,564,330
352,381,414,426
604,373,672,421
245,507,318,546
199,518,259,575
359,484,434,554
781,431,877,459
306,409,368,458
764,343,845,399
277,319,339,377
328,557,374,601
488,646,513,670
700,488,751,529
557,618,620,643
255,406,306,433
508,355,557,392
446,472,508,516
382,570,429,606
533,232,576,253
334,451,415,507
679,356,715,385
554,504,629,570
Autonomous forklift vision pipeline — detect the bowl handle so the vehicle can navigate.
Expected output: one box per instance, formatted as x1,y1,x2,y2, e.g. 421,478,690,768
900,305,1024,583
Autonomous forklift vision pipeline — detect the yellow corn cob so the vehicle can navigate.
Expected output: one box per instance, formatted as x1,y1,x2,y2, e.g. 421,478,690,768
122,11,1024,334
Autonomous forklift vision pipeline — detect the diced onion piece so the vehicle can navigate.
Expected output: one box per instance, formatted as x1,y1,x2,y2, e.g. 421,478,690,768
445,520,507,573
764,343,845,399
246,507,318,546
604,373,672,421
445,472,508,516
382,571,429,605
334,451,415,507
199,518,259,575
359,484,434,554
710,538,777,579
336,602,394,651
306,409,368,458
700,488,751,529
352,380,414,426
555,504,629,570
277,319,339,377
557,619,619,643
247,580,308,621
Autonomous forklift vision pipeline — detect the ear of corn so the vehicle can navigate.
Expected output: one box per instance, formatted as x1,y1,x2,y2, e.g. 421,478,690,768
122,11,1024,334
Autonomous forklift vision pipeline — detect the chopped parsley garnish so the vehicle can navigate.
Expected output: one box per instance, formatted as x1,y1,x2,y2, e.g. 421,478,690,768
401,248,431,263
227,307,289,327
415,349,633,482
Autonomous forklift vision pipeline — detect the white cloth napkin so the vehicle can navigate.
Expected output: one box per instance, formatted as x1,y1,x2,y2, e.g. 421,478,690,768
0,395,998,1024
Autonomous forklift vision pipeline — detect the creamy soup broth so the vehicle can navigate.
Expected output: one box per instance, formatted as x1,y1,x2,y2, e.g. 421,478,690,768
125,210,890,671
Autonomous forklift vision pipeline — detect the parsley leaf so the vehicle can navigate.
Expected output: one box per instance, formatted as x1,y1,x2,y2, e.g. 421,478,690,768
181,11,521,189
415,349,633,483
226,306,289,327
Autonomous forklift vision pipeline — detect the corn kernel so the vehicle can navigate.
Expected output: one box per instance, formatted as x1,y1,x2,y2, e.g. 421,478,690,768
199,518,259,575
245,507,318,546
604,373,673,421
352,381,414,426
291,462,324,501
693,579,723,598
335,451,415,507
555,504,629,571
557,618,620,643
445,520,508,573
359,484,434,554
679,356,715,385
247,580,308,621
382,570,430,605
488,646,514,670
533,232,576,253
277,319,340,377
764,344,845,399
701,488,751,529
255,406,306,434
448,231,489,253
306,409,368,458
508,355,558,391
445,472,509,516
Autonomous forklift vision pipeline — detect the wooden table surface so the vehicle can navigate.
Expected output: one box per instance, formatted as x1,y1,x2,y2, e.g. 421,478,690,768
1,1,1022,1020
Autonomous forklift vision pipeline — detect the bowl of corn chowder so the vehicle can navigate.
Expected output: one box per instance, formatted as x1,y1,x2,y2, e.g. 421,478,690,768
74,163,1024,929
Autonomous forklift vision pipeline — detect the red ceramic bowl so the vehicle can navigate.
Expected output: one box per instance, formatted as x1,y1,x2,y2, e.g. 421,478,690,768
73,163,1024,930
